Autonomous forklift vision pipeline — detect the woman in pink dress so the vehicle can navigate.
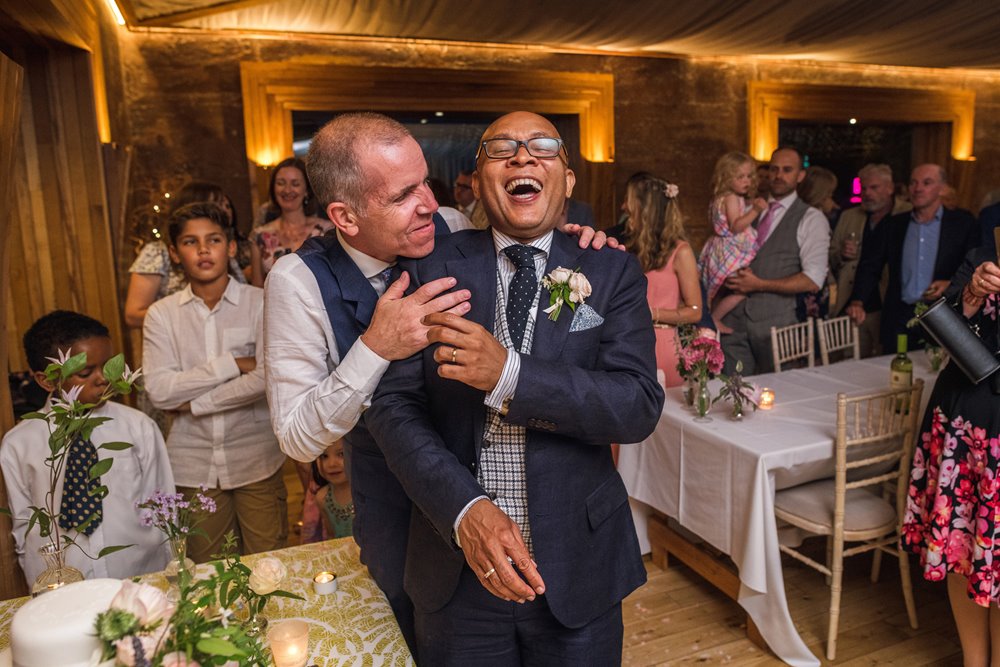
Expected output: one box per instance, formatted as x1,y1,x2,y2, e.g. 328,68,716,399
623,173,703,387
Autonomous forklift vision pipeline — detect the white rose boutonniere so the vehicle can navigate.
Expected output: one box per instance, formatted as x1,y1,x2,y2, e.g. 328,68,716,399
542,267,591,321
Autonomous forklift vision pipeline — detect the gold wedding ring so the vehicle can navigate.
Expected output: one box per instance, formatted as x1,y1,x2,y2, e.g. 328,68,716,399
981,278,986,287
451,348,459,364
484,567,496,580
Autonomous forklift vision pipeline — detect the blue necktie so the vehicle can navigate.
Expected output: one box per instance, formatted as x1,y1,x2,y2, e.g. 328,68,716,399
503,245,541,351
58,437,103,535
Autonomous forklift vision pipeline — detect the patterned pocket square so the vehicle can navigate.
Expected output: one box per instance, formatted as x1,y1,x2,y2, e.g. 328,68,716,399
569,304,604,332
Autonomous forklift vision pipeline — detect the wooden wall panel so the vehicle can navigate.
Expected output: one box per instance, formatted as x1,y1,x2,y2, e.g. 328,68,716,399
0,51,28,600
4,47,122,373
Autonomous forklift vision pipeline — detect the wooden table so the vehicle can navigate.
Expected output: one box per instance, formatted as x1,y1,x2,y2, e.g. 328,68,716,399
0,538,414,666
618,355,938,667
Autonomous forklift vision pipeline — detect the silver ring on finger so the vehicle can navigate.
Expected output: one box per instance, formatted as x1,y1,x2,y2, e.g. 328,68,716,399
483,567,496,580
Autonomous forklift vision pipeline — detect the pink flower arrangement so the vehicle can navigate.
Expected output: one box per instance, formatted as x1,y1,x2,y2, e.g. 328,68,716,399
676,335,725,382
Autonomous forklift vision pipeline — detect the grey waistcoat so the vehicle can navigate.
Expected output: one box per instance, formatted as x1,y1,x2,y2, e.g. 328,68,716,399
745,197,809,322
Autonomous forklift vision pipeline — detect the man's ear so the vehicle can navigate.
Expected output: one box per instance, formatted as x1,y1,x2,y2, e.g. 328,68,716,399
564,168,577,199
328,202,360,238
227,239,237,259
796,170,806,185
167,245,180,264
32,370,56,394
471,170,481,200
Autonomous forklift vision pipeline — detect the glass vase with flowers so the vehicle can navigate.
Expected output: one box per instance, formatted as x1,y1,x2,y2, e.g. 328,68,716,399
676,330,725,421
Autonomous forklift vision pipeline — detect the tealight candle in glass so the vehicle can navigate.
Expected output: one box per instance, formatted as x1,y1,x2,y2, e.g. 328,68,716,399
759,388,775,410
268,619,309,667
313,570,338,594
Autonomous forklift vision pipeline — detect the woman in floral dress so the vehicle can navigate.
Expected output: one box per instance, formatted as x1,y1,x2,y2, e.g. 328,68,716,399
249,157,333,286
902,246,1000,664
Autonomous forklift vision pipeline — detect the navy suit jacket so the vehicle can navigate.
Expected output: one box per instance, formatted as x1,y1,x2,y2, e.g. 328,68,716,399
366,229,664,628
850,207,977,351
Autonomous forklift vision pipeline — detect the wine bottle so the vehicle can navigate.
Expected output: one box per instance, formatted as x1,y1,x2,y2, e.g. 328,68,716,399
890,333,913,412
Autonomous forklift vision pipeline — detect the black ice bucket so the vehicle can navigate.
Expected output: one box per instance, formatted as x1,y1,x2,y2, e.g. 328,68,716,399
917,297,1000,385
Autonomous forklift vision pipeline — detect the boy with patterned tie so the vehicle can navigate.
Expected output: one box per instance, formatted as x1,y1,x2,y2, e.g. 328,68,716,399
0,310,174,585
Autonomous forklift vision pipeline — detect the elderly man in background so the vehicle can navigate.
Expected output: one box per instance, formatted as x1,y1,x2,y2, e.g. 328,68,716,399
846,164,978,352
829,163,911,356
721,146,830,374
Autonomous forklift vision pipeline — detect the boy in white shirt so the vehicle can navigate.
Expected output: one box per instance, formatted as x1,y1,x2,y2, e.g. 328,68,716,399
1,310,174,585
143,202,287,562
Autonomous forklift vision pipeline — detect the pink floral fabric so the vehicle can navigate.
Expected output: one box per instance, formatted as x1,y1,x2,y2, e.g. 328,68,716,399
902,292,1000,606
698,196,758,302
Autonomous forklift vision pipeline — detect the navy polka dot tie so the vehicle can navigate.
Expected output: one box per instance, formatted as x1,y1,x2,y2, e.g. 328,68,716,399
503,245,541,352
58,437,103,535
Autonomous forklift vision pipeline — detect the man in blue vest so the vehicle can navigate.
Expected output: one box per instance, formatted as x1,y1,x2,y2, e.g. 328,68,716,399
263,112,610,654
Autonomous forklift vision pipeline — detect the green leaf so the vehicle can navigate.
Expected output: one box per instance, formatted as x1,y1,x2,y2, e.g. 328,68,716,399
75,512,98,533
89,458,114,480
98,544,134,558
89,485,109,500
268,589,305,601
37,512,51,538
78,417,112,441
98,441,133,451
195,637,244,657
60,352,88,379
102,354,125,383
20,411,48,421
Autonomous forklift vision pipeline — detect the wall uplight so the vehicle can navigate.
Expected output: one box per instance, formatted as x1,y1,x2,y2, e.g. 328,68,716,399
849,118,857,125
104,0,126,26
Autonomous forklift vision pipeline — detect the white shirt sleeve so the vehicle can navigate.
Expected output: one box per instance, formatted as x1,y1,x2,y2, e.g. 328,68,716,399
796,207,832,289
142,302,240,410
264,255,390,463
189,294,267,416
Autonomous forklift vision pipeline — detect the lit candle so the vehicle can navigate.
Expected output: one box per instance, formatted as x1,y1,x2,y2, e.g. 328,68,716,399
268,619,309,667
759,388,775,410
313,571,338,595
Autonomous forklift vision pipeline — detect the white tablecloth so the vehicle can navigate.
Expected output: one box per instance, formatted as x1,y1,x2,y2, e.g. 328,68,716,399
618,355,939,667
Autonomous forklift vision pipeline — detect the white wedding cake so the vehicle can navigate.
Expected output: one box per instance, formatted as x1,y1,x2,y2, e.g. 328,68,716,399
10,579,122,667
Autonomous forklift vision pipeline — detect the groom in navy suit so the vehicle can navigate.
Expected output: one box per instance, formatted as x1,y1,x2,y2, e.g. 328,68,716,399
367,112,664,664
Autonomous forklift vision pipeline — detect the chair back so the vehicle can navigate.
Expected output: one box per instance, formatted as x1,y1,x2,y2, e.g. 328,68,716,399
770,318,815,372
818,316,861,365
833,379,924,537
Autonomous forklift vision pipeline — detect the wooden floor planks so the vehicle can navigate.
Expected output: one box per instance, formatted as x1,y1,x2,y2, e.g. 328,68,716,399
283,461,963,665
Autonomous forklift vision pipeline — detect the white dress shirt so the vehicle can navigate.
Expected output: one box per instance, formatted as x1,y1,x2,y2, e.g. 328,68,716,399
760,192,831,289
264,232,394,463
143,278,284,489
0,401,175,583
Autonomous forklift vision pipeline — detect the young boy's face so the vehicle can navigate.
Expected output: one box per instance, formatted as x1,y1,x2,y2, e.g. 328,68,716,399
168,217,235,285
34,336,114,405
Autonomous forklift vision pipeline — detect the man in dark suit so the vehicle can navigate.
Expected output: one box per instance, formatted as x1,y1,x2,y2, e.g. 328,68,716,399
846,163,978,352
366,112,664,664
264,113,619,655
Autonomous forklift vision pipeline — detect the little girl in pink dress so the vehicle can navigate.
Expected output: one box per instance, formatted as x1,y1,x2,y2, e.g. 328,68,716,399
698,152,767,333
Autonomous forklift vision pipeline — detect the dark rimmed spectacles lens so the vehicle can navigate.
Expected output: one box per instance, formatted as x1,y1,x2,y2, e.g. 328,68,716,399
481,137,563,158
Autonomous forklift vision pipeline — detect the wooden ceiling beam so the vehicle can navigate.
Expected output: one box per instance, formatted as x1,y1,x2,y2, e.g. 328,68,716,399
136,0,272,27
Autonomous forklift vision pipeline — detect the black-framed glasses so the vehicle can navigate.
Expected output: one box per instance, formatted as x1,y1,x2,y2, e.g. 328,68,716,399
477,137,565,160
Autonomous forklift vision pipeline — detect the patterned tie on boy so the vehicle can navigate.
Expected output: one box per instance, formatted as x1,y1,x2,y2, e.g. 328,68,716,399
58,436,103,535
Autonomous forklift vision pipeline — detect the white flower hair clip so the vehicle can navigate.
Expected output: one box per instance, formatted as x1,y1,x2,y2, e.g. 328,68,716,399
664,183,679,198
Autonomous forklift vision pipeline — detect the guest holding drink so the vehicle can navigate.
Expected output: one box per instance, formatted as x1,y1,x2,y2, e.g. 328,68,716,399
902,247,1000,666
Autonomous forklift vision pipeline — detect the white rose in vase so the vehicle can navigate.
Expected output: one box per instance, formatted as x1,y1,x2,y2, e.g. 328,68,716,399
248,556,287,596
